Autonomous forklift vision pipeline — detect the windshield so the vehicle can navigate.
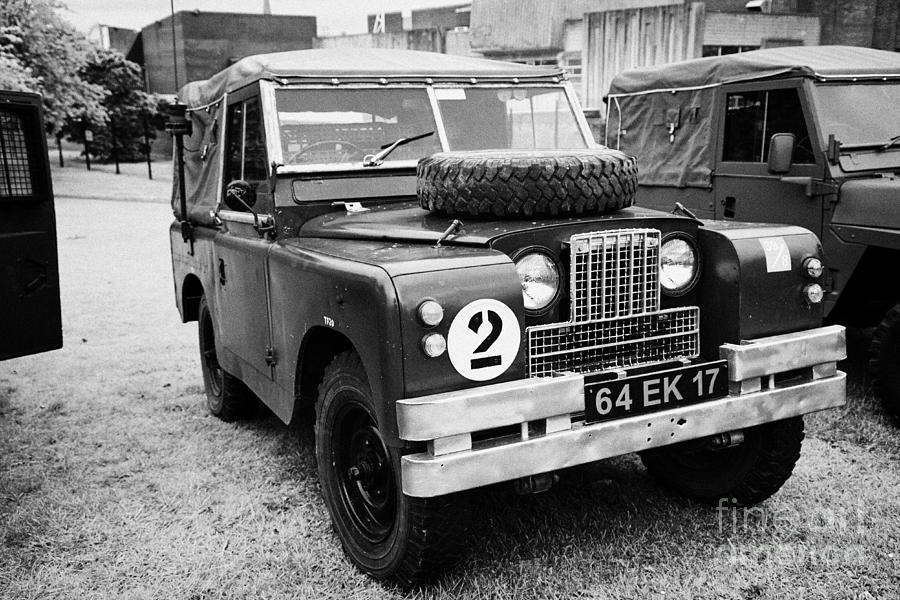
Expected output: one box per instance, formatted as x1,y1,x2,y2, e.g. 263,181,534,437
435,87,586,150
275,86,587,168
813,83,900,146
276,88,441,166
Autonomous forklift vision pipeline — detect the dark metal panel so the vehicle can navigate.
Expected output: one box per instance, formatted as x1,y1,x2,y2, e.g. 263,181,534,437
266,242,406,438
0,92,61,360
697,224,823,356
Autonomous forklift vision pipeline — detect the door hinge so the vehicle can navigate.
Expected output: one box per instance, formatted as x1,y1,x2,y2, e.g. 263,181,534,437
265,346,277,366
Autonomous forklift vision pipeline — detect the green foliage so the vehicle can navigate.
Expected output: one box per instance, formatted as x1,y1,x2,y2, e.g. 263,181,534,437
0,29,40,92
68,48,163,162
0,0,107,134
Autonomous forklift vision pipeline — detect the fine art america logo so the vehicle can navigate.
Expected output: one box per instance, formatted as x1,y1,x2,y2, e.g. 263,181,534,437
713,497,891,568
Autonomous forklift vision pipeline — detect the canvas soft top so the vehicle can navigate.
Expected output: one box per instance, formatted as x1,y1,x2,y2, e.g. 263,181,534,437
173,48,565,225
608,45,900,98
179,48,564,108
605,46,900,189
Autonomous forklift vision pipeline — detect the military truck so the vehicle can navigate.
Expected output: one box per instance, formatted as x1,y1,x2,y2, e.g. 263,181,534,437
605,45,900,416
0,91,62,360
168,49,845,585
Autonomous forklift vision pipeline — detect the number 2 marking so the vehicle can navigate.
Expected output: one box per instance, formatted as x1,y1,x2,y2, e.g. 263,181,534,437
468,309,503,369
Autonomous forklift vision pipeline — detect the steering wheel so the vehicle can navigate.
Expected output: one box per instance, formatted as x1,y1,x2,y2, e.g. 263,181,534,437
286,140,366,164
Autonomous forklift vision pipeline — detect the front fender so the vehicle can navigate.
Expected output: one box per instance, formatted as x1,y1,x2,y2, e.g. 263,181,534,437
697,222,824,356
393,257,525,399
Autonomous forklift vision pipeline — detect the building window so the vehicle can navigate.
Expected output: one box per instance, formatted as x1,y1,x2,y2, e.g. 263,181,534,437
702,45,759,57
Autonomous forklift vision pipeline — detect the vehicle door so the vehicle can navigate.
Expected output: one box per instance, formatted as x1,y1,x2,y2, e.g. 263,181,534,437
713,81,824,237
213,88,275,384
0,92,62,360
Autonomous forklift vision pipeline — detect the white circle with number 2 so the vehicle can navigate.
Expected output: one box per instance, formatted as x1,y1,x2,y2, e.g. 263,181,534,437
447,299,520,381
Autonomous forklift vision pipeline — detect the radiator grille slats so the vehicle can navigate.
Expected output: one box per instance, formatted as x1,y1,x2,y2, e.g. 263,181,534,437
527,228,698,378
570,229,660,322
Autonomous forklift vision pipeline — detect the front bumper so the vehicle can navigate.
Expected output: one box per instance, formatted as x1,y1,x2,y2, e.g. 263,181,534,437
397,325,846,497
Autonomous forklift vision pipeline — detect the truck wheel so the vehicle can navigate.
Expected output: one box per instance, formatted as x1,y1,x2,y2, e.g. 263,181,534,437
315,351,469,586
639,417,804,506
198,295,250,421
869,304,900,418
417,149,637,218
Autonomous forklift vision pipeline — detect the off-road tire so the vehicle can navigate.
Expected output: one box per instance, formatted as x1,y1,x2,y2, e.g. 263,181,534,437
869,304,900,418
640,417,804,506
315,351,469,586
198,295,251,421
417,149,637,218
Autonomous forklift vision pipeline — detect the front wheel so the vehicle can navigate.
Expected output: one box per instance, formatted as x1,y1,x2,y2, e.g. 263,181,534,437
869,304,900,418
315,351,469,586
198,295,251,421
640,417,804,506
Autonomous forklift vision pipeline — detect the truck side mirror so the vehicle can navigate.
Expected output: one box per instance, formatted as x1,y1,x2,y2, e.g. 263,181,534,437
224,180,256,212
768,133,795,174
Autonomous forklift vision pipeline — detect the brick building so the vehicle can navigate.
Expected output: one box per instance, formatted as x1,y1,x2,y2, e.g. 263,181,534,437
140,11,317,94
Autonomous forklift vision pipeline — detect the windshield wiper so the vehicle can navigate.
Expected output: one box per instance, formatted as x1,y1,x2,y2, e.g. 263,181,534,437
363,131,434,167
878,133,900,152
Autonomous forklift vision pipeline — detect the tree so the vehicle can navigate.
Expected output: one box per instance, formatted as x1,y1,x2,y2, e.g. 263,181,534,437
0,0,107,135
69,48,162,162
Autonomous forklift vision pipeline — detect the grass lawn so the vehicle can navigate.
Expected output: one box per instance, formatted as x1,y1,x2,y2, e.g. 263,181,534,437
1,190,898,599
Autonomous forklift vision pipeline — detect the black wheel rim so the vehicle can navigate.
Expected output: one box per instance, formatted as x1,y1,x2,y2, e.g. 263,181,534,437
200,313,224,398
333,398,396,544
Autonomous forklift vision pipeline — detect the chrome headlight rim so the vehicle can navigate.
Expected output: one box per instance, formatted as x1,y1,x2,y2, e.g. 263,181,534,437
512,246,562,315
659,233,701,297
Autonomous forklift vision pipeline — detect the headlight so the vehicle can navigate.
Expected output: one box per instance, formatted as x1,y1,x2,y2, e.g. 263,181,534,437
660,235,699,295
514,251,560,312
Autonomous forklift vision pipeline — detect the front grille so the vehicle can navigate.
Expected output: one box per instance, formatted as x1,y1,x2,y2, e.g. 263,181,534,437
571,229,660,321
528,308,699,378
527,229,699,377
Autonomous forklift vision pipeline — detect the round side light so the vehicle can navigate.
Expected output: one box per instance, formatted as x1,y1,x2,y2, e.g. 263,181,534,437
417,300,444,327
803,283,824,304
421,333,447,358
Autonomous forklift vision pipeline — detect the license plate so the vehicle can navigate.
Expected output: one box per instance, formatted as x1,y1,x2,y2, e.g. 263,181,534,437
584,360,729,424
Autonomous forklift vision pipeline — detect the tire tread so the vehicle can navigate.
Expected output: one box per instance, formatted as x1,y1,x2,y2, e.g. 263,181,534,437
417,149,637,218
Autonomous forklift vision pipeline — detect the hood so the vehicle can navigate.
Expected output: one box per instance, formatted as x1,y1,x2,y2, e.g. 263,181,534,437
832,176,900,230
299,201,677,246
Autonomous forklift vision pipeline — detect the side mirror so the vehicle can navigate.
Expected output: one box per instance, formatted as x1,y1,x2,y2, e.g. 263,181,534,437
224,180,256,212
768,133,795,174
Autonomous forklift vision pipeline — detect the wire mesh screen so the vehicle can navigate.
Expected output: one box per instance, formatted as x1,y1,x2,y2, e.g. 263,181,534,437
0,108,35,199
528,228,698,377
528,307,699,378
570,229,660,322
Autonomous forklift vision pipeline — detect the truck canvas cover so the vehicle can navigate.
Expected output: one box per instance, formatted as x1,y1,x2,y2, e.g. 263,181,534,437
173,49,562,225
606,46,900,189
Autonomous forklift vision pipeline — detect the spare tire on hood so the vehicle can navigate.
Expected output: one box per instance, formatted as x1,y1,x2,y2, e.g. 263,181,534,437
417,148,637,219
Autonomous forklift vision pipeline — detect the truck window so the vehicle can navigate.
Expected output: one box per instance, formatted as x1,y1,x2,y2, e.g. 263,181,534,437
224,97,268,199
722,88,815,165
0,110,36,200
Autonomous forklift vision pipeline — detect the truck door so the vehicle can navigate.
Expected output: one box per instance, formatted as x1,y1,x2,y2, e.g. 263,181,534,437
0,92,62,360
714,82,824,237
213,93,275,386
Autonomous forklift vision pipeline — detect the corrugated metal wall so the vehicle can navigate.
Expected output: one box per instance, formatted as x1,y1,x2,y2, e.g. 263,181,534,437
470,0,568,53
583,2,705,108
